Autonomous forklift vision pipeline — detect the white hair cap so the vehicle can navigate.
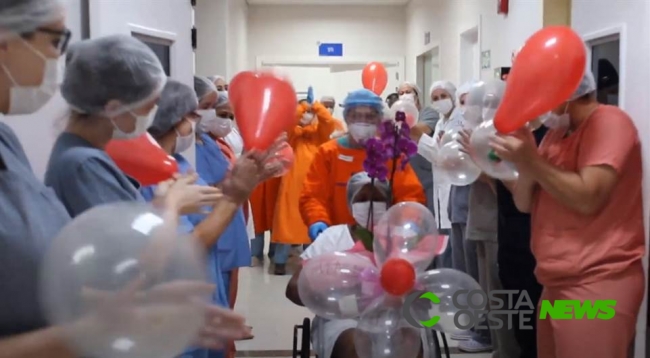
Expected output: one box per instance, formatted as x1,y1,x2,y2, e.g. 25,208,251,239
399,82,422,97
320,95,335,103
457,80,479,103
0,0,63,41
429,80,457,102
570,70,596,100
208,75,225,83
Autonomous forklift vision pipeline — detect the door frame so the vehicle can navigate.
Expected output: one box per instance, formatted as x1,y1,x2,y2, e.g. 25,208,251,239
582,24,627,110
255,56,405,85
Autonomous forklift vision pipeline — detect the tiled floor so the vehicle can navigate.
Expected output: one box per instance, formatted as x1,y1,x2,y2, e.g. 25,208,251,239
233,241,492,358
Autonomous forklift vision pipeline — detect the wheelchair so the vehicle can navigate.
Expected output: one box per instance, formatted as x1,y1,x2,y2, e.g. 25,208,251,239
292,316,451,358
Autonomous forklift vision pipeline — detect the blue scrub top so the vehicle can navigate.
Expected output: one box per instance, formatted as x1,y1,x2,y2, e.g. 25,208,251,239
195,134,250,272
0,122,71,337
140,155,229,308
45,132,144,218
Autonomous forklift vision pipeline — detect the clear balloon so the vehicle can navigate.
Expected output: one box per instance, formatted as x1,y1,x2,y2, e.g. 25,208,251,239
463,81,486,127
373,202,439,272
354,301,422,358
481,79,506,122
270,141,294,177
390,99,419,127
40,202,209,358
417,268,484,335
436,141,481,186
439,127,462,147
469,120,518,181
298,252,380,319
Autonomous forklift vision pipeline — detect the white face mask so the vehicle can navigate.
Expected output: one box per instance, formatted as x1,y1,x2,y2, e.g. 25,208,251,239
224,127,244,156
174,121,196,153
542,105,571,129
199,109,232,137
1,39,60,115
112,105,158,140
352,202,387,228
301,112,315,125
432,98,453,116
348,123,377,143
400,93,416,103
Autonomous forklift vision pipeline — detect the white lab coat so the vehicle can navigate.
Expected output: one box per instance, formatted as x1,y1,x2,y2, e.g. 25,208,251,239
417,107,464,231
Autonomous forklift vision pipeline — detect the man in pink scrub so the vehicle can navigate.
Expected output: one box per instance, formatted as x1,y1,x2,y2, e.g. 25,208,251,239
490,71,645,358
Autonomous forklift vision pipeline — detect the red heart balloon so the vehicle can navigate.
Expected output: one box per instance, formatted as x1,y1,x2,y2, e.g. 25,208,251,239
230,71,297,151
494,26,586,133
362,62,388,96
106,133,178,186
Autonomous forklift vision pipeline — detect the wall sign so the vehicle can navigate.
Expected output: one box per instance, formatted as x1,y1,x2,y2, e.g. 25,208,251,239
318,43,343,57
481,50,491,69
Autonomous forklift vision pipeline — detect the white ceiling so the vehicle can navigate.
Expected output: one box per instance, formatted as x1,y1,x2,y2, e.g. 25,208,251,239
247,0,409,5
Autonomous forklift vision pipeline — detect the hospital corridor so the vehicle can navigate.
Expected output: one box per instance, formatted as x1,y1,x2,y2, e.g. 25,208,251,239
0,0,648,358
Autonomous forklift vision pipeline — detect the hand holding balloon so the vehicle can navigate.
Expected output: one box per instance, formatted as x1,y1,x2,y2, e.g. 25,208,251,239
158,173,224,215
489,127,538,165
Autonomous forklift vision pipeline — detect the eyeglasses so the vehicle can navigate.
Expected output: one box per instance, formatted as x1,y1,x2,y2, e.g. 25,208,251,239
32,27,72,54
347,111,380,123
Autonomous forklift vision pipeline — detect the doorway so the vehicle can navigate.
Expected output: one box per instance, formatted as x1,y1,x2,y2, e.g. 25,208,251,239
589,34,620,106
416,46,440,107
460,26,480,84
258,58,404,120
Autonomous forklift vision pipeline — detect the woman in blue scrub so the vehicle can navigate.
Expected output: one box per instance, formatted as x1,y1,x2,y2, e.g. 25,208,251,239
0,0,75,355
194,77,251,314
141,80,237,358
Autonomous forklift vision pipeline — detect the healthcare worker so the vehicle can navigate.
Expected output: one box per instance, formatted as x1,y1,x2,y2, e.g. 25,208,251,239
209,75,229,93
141,80,235,358
0,2,247,356
207,75,244,157
493,71,645,358
193,77,251,316
410,80,463,268
45,35,217,218
271,100,336,275
299,89,426,239
398,82,440,237
320,95,346,139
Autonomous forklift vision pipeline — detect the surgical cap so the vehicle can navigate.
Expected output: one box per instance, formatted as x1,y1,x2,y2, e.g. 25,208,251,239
62,34,167,116
570,70,596,100
457,80,478,100
346,172,390,211
215,91,229,108
430,80,457,103
400,82,422,98
208,75,225,83
148,80,198,139
342,89,383,118
194,75,217,100
320,95,335,104
0,0,63,40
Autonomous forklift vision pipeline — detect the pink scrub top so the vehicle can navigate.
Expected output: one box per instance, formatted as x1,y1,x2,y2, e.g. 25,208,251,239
531,105,645,287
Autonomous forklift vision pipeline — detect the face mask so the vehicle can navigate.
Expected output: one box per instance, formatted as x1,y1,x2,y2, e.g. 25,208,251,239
349,123,377,143
199,109,232,137
225,127,244,156
432,98,453,116
400,93,416,103
301,112,315,125
542,107,570,129
112,105,158,140
1,39,59,115
352,202,387,228
174,121,196,153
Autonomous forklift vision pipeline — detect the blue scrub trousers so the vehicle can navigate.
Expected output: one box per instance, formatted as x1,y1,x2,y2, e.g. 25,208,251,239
273,244,310,265
250,232,276,260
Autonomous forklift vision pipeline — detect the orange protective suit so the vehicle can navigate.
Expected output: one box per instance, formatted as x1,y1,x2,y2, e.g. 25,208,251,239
271,102,336,245
299,139,426,227
250,177,281,234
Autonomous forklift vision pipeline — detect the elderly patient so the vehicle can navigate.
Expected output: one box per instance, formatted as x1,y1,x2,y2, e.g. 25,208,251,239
286,172,427,358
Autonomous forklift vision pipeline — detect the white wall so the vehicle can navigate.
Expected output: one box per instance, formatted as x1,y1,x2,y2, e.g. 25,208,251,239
406,0,542,87
248,4,406,68
572,1,650,357
195,0,248,80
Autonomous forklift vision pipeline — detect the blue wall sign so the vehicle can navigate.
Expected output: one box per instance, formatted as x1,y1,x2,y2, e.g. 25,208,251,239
318,43,343,57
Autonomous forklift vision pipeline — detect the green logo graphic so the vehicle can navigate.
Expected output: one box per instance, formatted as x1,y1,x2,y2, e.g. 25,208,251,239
418,292,440,328
539,300,617,320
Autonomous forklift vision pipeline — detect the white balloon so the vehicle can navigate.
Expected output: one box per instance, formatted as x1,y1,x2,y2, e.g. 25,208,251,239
468,120,518,181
